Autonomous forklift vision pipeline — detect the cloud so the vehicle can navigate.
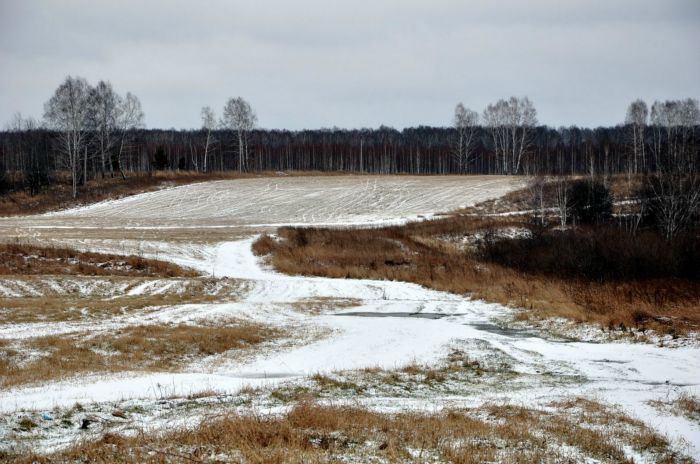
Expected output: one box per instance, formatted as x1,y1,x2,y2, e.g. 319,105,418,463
1,0,698,129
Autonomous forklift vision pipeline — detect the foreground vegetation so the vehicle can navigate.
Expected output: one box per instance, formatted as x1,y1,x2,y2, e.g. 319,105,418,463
0,242,282,388
0,324,279,388
5,400,684,464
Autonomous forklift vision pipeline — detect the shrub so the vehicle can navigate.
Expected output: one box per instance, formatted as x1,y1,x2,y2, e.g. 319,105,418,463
252,234,276,256
25,165,50,195
568,179,612,225
477,227,700,281
0,169,8,195
152,147,169,170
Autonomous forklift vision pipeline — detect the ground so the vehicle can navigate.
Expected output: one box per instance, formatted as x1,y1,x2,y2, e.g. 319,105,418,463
0,175,698,463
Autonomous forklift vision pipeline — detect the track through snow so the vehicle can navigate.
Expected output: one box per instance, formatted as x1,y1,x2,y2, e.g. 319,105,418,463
1,176,699,459
6,237,699,456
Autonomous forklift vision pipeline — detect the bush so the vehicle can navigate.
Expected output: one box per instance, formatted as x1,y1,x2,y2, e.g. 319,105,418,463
25,165,50,195
0,169,8,195
568,179,612,225
252,234,276,256
152,147,169,170
477,227,700,281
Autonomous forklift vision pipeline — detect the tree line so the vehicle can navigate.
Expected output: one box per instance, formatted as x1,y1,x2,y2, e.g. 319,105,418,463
1,76,698,200
523,97,699,240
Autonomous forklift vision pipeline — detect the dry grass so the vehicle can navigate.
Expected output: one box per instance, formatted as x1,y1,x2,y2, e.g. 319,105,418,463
251,233,278,256
0,223,259,244
0,293,219,325
650,392,700,423
255,214,700,336
0,323,280,388
289,297,361,315
674,392,700,420
546,397,672,455
0,242,198,277
268,350,491,403
0,277,241,324
7,400,684,463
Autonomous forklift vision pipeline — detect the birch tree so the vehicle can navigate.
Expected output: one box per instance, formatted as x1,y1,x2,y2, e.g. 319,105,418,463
625,99,648,174
452,103,478,173
222,97,257,172
646,98,700,239
554,175,570,228
483,97,537,174
88,80,120,178
115,92,145,178
201,106,216,172
43,76,91,198
526,175,548,231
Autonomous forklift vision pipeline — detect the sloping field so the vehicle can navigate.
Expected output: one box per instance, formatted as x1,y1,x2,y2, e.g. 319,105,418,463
1,176,520,232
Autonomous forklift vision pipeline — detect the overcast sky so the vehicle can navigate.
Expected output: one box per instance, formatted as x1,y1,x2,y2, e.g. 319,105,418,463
1,0,698,130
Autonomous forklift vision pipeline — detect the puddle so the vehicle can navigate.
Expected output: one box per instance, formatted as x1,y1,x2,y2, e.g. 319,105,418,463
468,322,578,343
335,311,454,320
592,358,631,364
468,322,541,338
231,372,300,379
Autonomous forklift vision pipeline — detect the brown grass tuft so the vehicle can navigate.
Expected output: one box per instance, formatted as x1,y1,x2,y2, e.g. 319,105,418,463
0,287,230,325
0,242,197,277
7,400,682,463
252,233,277,256
0,323,280,388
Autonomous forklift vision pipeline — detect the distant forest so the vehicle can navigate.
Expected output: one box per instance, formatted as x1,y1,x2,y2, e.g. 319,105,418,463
0,76,698,199
2,125,698,186
1,125,687,177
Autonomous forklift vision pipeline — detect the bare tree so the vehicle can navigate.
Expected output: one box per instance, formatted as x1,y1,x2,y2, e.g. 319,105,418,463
452,103,478,174
483,100,507,173
4,113,44,194
553,175,570,228
526,175,549,232
646,98,700,239
222,97,257,172
88,80,120,178
201,106,216,172
43,76,91,198
483,97,537,174
115,92,145,178
625,99,648,174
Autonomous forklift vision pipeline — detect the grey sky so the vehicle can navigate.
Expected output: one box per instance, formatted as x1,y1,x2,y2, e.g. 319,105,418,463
1,0,698,130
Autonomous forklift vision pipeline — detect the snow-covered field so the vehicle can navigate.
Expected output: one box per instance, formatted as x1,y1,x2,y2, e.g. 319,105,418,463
2,175,521,231
1,175,699,461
